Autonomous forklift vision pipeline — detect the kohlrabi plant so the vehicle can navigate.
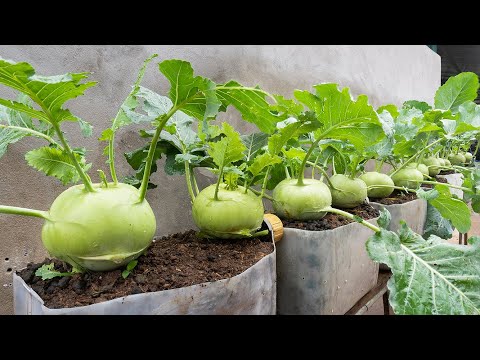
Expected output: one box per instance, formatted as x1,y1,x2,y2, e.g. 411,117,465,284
122,59,285,239
0,55,159,272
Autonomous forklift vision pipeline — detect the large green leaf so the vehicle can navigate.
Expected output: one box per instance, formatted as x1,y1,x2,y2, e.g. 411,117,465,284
0,57,96,124
434,72,479,113
295,84,382,148
159,59,222,121
417,186,471,234
403,100,432,113
216,81,280,134
25,147,87,185
367,222,480,315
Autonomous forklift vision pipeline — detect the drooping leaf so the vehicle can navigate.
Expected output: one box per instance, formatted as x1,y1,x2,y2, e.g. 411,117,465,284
423,202,454,240
367,224,480,315
434,72,479,113
208,122,246,169
417,185,471,233
25,147,89,185
215,81,280,134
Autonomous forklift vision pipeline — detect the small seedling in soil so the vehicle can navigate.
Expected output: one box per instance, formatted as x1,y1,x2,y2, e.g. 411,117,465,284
121,260,138,279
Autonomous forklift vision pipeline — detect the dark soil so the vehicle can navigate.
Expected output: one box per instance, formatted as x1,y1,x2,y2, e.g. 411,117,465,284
17,225,273,309
370,190,418,205
281,203,379,231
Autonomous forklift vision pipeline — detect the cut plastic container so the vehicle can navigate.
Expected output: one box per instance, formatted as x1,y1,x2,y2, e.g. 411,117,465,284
13,216,281,315
276,217,379,315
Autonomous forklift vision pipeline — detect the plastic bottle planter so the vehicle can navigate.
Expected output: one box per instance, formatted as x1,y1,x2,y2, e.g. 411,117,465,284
369,199,427,235
13,216,282,315
437,173,464,199
276,217,379,315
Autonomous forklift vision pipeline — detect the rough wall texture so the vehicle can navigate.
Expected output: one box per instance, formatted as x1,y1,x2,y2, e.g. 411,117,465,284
0,45,440,314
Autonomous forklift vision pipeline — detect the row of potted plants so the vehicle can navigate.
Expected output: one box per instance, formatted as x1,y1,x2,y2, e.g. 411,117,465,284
1,54,480,315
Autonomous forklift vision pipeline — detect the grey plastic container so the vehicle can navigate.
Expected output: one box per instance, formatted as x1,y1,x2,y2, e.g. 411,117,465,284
13,221,277,315
370,198,427,234
437,173,464,198
276,218,379,315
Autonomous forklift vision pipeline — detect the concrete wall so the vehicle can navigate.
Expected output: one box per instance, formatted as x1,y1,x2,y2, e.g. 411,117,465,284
0,45,440,314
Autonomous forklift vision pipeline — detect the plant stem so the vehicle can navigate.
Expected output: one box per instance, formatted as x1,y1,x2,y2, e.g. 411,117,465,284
52,123,95,192
323,206,380,232
421,180,471,192
390,138,444,178
260,167,271,198
184,161,196,203
214,164,224,201
0,125,62,149
108,135,118,185
249,187,274,201
367,185,416,193
284,166,291,179
191,167,200,196
306,161,335,188
0,205,50,220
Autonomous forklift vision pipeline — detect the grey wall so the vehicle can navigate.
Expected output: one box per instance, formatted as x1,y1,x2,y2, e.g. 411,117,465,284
0,45,440,314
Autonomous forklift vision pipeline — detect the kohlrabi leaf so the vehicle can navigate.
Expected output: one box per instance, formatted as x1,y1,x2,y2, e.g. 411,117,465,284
403,100,432,113
208,122,246,169
109,54,158,134
434,72,479,113
417,185,471,233
35,263,73,280
247,152,282,177
367,224,480,315
377,104,399,119
271,94,304,116
0,57,96,124
423,202,454,240
25,146,89,185
241,132,269,161
215,81,280,134
159,59,222,121
296,84,382,148
377,110,395,137
458,101,480,127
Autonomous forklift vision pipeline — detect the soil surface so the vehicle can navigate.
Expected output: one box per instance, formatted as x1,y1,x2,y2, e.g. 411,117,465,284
370,190,418,205
17,225,273,309
281,203,379,231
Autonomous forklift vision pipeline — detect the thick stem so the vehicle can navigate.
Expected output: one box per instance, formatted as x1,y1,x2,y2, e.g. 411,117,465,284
284,166,291,179
108,135,118,185
138,94,200,202
323,206,380,232
390,138,444,178
52,123,95,192
306,161,336,188
184,161,196,203
0,205,50,220
214,164,224,201
0,125,62,148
